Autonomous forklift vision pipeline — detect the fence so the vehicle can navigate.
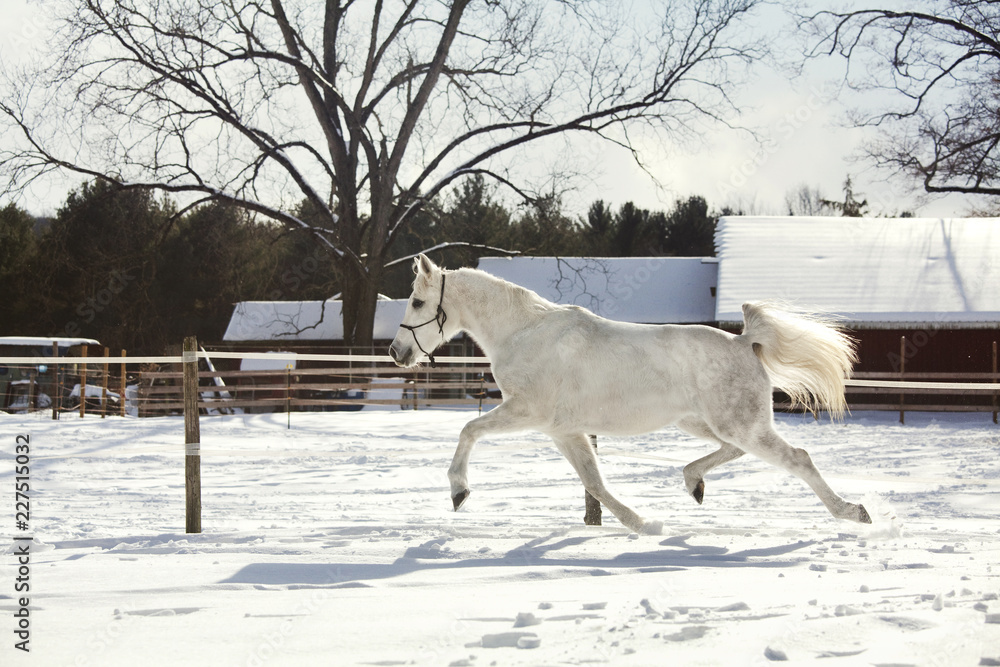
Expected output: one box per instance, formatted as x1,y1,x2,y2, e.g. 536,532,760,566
134,363,500,416
0,346,131,419
138,369,1000,423
1,343,998,422
0,349,502,417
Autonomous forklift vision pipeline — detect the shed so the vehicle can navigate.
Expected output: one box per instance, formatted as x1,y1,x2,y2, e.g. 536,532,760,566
223,299,408,346
476,256,718,324
0,336,102,412
219,297,475,360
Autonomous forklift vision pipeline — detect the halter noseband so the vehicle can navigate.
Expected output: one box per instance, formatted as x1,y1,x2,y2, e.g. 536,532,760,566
400,274,447,367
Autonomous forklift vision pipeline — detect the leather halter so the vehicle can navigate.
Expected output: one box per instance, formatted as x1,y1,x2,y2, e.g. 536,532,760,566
399,274,447,367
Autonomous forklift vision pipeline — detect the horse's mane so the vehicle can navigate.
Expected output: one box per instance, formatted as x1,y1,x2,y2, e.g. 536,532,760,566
455,267,559,316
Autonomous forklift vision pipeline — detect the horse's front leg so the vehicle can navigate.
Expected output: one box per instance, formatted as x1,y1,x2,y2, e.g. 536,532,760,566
449,400,538,510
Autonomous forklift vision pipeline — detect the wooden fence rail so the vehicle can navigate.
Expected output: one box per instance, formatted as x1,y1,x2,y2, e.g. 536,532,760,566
135,364,501,416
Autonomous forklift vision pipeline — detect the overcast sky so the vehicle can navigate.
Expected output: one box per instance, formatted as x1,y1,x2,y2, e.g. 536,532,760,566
0,0,980,219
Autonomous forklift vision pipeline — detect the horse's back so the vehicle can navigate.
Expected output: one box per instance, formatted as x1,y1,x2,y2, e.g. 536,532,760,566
492,306,767,436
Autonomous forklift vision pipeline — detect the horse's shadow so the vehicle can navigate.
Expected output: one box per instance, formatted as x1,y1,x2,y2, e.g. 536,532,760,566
219,533,817,587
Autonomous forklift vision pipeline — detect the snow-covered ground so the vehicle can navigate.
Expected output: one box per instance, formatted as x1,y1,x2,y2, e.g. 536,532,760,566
2,408,999,666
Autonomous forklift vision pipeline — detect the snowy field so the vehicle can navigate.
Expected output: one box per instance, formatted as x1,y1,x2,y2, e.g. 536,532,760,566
2,407,999,666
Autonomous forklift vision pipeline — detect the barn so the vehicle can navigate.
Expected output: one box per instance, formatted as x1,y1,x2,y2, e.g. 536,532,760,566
714,216,1000,410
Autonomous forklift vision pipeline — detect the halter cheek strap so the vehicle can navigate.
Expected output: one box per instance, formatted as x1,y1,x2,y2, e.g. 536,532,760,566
400,274,447,367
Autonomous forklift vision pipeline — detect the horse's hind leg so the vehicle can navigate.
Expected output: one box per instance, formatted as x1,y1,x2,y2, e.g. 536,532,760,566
739,424,871,524
677,418,745,505
552,433,662,535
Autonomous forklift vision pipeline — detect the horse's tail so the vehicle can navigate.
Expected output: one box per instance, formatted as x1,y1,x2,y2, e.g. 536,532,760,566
739,301,858,420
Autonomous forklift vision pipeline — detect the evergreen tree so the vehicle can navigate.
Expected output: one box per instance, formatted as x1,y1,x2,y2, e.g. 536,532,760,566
612,202,650,256
663,196,716,257
583,200,615,255
820,176,869,217
0,203,40,329
39,180,171,352
434,175,513,269
156,203,288,343
510,194,579,256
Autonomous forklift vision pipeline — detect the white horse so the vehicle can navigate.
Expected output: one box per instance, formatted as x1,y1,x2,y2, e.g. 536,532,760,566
389,254,870,534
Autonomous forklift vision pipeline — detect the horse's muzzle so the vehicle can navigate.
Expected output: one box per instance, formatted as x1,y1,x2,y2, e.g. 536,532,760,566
388,341,412,367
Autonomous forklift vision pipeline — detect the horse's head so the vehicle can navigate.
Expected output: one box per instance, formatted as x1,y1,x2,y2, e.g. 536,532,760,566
389,254,452,367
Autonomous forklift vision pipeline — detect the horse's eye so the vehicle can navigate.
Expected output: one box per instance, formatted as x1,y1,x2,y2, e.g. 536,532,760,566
412,299,425,309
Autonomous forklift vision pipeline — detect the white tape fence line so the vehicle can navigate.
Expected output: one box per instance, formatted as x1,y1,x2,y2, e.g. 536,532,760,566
0,352,484,365
0,352,998,390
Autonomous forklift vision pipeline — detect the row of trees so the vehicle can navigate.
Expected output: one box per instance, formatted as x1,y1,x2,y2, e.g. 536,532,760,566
0,176,722,354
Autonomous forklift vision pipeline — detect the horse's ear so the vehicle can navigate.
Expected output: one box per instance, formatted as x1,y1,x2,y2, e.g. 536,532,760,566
415,253,436,276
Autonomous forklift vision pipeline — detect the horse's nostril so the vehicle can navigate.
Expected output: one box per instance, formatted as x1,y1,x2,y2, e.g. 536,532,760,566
388,344,399,361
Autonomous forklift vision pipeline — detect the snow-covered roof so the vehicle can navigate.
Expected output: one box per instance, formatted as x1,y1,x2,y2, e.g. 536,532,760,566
715,216,1000,327
223,300,408,342
476,256,718,324
0,336,100,348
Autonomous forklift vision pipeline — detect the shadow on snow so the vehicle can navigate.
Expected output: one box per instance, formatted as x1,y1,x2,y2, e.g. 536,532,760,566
219,534,817,587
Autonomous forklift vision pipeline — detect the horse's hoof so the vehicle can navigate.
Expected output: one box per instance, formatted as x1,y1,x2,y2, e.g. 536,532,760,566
692,480,705,505
452,489,470,511
857,504,872,524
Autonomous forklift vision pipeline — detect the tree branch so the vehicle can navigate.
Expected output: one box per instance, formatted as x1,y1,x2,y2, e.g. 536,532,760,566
384,242,520,270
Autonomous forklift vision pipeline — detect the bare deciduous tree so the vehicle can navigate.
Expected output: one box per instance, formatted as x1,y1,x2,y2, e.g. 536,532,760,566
785,184,827,216
1,0,765,347
805,2,1000,201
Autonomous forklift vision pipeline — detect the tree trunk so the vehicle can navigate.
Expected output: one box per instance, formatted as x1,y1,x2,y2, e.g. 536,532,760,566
339,257,383,350
353,273,380,351
340,185,392,350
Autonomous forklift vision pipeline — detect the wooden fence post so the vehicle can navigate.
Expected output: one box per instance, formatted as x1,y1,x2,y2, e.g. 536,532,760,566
898,335,906,425
79,344,87,418
584,435,602,526
137,369,145,419
101,347,109,418
183,336,202,533
993,340,997,425
52,342,59,420
28,368,37,411
120,349,127,418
